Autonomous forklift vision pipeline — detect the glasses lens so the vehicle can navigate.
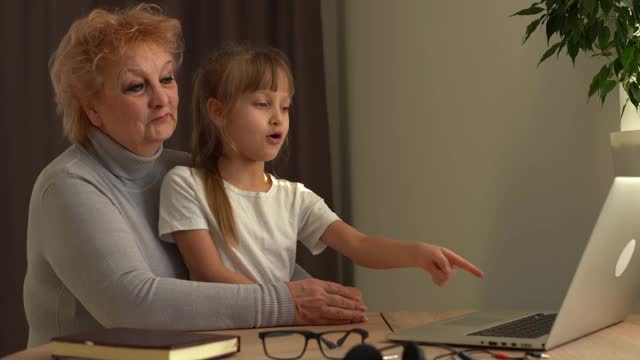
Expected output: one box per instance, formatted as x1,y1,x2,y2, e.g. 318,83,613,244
263,332,307,359
319,331,364,359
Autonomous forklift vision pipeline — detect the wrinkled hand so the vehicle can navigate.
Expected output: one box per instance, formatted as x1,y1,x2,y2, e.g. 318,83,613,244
418,244,484,287
286,278,367,325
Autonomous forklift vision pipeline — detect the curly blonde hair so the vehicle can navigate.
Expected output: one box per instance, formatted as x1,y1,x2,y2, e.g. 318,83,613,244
49,3,183,145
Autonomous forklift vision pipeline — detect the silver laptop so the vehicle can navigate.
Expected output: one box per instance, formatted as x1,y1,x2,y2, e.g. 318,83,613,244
388,177,640,350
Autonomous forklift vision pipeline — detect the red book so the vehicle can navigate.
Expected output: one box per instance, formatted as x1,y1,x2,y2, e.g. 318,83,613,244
50,327,240,360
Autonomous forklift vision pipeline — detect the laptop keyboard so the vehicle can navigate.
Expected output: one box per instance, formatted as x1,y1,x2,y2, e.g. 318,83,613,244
468,313,557,339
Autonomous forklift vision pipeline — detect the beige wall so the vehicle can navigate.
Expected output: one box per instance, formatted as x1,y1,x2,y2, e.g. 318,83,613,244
323,0,620,311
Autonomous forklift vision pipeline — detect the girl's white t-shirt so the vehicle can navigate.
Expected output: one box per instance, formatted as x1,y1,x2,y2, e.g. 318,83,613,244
158,166,340,284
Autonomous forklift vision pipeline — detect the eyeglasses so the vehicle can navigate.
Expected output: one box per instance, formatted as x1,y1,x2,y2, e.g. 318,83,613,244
259,328,369,359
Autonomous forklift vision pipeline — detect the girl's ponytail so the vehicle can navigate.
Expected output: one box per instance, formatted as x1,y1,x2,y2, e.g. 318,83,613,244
191,64,239,248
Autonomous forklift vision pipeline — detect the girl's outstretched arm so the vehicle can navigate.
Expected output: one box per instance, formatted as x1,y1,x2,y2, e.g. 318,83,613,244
173,229,255,284
320,221,484,287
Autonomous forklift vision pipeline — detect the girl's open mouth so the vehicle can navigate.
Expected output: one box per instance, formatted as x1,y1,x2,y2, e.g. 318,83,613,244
267,133,283,144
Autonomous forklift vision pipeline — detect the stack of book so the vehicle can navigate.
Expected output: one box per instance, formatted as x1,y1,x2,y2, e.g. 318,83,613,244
49,327,240,360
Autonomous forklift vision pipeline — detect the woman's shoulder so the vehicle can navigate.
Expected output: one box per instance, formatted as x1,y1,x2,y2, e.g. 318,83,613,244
35,145,97,184
30,145,111,202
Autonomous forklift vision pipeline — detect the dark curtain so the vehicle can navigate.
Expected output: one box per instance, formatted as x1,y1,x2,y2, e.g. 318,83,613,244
0,0,345,355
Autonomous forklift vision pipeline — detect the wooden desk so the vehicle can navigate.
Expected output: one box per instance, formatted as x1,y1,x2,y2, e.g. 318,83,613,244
382,311,640,360
208,312,392,360
6,311,640,359
4,312,393,360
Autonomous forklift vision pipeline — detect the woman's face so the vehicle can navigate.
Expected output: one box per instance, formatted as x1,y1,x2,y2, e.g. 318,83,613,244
86,42,178,156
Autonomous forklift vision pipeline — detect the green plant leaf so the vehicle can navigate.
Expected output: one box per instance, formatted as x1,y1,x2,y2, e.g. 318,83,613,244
622,46,635,68
539,42,562,65
614,30,625,58
628,48,640,82
600,79,617,104
557,0,577,11
583,21,599,49
581,0,597,14
600,0,613,15
613,58,624,77
620,101,629,120
515,0,640,111
589,64,611,97
567,37,579,63
555,41,566,59
598,25,610,50
616,15,631,40
546,13,560,42
588,75,603,98
523,16,545,44
625,95,638,110
566,3,579,30
629,82,640,108
511,5,545,16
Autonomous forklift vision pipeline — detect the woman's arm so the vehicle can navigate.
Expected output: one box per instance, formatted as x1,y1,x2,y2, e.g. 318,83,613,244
33,176,364,334
38,177,278,330
173,229,255,284
320,221,483,286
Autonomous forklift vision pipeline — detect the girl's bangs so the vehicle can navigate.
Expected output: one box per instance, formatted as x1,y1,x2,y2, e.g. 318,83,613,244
240,55,294,95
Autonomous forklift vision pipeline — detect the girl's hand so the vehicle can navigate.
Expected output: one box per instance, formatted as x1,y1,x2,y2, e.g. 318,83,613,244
417,243,484,287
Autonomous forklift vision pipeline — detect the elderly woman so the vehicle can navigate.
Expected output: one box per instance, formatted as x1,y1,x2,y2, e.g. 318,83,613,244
23,4,365,347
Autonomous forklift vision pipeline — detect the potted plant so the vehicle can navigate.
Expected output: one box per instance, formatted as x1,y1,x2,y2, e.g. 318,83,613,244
514,0,640,176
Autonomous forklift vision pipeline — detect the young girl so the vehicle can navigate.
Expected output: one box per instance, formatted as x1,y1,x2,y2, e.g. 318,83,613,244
159,45,483,287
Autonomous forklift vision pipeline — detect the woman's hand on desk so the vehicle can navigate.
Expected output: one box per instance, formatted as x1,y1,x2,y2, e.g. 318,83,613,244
286,278,368,325
417,244,484,287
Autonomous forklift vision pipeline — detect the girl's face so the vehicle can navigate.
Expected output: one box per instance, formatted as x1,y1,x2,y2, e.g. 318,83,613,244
219,74,291,163
85,42,178,156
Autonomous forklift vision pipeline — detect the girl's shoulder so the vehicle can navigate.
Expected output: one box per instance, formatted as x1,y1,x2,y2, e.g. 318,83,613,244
162,166,205,189
269,175,316,195
270,175,299,189
165,165,196,180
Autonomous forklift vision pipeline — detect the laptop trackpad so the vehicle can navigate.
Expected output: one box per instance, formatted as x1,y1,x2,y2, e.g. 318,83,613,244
441,313,506,328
